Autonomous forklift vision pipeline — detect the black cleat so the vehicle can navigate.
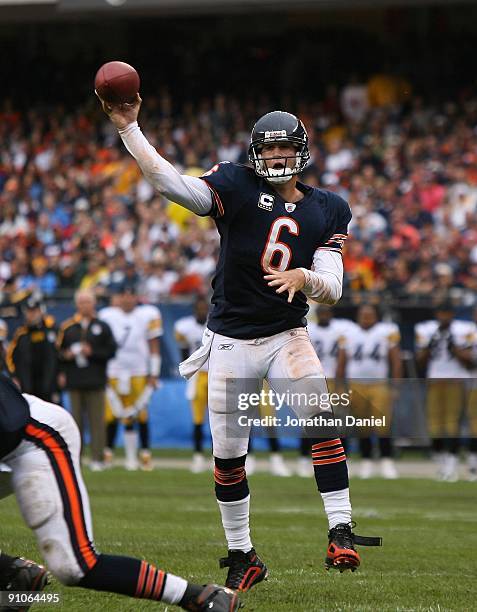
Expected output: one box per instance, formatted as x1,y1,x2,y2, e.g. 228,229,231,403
0,557,48,611
219,548,268,592
325,522,382,573
180,584,241,611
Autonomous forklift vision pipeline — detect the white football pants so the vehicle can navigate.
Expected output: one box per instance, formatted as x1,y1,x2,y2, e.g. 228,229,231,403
207,327,329,458
3,394,97,584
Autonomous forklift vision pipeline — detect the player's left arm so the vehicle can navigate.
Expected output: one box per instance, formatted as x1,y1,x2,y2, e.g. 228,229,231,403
449,329,476,369
264,248,344,305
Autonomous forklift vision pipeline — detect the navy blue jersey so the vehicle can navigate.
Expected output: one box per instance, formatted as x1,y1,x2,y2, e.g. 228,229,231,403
200,162,351,339
0,373,29,459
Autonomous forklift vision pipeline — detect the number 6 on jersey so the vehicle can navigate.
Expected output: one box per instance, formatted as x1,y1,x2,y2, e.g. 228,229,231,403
261,217,300,272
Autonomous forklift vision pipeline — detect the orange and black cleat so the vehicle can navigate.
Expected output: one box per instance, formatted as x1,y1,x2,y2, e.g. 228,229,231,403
325,522,382,573
219,548,268,592
0,557,49,612
180,584,241,612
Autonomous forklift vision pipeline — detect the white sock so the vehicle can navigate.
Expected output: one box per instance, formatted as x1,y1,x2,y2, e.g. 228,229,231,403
321,488,352,529
124,430,138,465
161,573,188,604
217,495,252,552
468,453,477,470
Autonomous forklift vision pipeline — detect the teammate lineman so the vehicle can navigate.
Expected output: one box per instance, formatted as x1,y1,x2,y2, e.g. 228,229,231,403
98,92,381,591
0,373,239,611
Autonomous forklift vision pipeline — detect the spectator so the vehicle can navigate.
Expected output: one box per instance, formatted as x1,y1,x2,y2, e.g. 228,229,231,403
340,75,370,124
1,88,477,305
79,257,109,291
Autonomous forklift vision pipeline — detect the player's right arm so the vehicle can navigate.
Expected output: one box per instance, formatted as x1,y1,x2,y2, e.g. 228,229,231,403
97,93,213,215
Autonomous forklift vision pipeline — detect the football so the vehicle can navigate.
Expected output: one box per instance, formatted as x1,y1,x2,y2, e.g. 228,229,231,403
94,61,140,104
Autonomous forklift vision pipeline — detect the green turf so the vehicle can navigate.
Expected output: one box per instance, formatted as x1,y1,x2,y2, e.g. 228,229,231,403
1,470,476,611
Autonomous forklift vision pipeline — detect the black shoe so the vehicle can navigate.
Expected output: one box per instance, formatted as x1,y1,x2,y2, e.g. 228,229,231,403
326,523,360,572
219,548,268,592
180,584,241,611
0,557,48,611
325,522,382,573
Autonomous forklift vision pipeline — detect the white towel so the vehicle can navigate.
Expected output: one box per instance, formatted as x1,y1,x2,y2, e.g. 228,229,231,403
179,328,214,379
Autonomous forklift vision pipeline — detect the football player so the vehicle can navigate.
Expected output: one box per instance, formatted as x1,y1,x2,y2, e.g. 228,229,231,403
306,306,354,474
174,296,210,473
99,94,381,590
308,306,354,389
99,281,162,471
336,304,402,479
0,374,239,611
415,302,476,481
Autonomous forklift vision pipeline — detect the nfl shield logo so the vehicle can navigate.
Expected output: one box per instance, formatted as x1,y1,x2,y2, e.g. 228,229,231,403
285,203,296,213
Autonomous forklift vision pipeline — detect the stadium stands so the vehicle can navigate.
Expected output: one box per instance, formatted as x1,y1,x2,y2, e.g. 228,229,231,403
1,86,476,309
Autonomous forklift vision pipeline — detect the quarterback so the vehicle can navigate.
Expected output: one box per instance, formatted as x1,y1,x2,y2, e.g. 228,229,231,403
99,281,162,471
98,92,381,591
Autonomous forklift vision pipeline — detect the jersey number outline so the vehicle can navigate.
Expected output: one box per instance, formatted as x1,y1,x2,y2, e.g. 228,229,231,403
261,217,300,272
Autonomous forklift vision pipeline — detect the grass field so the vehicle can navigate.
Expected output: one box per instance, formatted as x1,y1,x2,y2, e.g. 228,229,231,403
1,466,476,612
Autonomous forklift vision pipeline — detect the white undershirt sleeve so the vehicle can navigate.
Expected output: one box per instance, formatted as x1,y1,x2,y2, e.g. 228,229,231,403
118,122,213,215
299,250,344,305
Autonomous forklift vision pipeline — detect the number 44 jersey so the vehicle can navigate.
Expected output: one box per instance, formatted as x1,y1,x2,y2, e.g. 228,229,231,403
200,162,352,339
342,321,401,380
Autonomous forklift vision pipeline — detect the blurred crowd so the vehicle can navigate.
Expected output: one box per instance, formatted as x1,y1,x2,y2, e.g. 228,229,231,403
1,73,477,305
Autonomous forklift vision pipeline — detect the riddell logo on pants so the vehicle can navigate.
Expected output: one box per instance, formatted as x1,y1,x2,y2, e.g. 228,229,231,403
218,344,234,350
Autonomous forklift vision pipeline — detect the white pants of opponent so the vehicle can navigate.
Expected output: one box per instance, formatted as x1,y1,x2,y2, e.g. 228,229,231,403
3,394,96,584
207,327,329,458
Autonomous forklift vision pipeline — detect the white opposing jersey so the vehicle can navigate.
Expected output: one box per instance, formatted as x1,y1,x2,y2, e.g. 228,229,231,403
99,304,162,378
343,321,400,380
308,319,352,378
174,316,207,372
415,319,476,378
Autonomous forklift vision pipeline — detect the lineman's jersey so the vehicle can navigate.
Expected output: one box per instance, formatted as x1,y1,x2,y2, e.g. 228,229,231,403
174,316,208,373
307,319,353,378
99,304,162,379
415,319,476,379
343,321,400,380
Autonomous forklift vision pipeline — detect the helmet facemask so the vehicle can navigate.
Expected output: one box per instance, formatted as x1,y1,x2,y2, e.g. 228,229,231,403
249,137,310,185
250,141,307,184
